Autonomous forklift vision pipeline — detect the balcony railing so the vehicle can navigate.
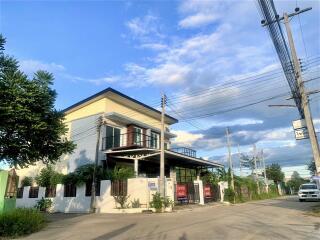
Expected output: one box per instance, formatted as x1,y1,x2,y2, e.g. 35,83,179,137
102,133,197,158
101,132,159,151
170,147,197,158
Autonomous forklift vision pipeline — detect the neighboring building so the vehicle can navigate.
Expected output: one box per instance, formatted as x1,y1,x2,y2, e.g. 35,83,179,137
17,87,222,183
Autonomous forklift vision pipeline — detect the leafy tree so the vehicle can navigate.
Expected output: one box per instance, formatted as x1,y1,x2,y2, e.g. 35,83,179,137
266,163,284,185
0,35,75,167
286,171,307,193
35,165,64,187
200,170,218,185
307,160,316,175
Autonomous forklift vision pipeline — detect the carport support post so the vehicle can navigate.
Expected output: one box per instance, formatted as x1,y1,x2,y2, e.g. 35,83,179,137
134,158,139,177
196,168,200,181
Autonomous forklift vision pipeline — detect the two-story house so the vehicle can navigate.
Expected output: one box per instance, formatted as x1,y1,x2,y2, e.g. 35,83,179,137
16,87,222,184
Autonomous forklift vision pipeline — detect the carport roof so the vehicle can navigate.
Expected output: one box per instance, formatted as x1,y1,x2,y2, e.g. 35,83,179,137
105,148,223,168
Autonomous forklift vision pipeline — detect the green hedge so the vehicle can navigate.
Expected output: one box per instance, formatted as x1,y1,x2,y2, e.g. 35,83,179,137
0,208,46,238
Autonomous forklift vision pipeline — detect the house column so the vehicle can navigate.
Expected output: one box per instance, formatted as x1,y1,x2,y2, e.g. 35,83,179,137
169,167,177,183
134,159,139,177
196,168,200,181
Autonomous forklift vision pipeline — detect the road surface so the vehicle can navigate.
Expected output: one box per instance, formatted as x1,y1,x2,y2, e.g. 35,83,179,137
22,196,320,240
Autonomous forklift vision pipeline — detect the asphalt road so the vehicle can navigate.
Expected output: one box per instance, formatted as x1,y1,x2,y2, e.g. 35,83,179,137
22,196,320,240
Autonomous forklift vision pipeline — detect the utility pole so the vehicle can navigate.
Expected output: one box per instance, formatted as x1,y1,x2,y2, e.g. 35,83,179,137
226,127,234,190
261,149,268,193
253,144,260,194
283,12,320,176
160,94,166,198
90,116,103,213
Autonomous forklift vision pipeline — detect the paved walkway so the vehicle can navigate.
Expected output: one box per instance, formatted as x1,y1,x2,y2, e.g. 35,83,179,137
21,196,320,240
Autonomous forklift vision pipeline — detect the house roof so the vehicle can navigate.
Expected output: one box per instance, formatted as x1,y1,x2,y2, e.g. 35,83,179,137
62,87,178,124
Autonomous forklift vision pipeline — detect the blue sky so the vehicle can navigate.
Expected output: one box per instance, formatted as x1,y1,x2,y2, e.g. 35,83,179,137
1,0,319,176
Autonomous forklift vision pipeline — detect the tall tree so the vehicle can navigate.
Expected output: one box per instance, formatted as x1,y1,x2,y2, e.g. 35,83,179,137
0,35,75,167
287,171,306,193
266,163,284,185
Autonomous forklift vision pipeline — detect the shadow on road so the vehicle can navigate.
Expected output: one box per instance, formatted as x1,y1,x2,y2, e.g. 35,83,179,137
93,223,136,240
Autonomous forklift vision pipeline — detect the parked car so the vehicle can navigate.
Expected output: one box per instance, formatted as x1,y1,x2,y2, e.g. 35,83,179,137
298,183,320,202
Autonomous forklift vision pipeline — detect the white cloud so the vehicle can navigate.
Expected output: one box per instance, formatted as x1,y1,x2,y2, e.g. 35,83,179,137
19,59,65,75
171,130,204,147
179,13,219,28
139,43,168,51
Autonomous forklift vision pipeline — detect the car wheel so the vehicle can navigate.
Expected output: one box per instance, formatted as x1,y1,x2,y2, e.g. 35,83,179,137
299,199,305,202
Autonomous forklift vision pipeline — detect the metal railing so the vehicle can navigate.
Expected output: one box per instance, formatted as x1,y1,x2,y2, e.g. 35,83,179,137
170,147,197,158
101,132,159,151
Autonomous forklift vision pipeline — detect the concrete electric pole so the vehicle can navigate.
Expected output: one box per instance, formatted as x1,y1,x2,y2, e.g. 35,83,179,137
261,149,268,193
226,127,235,190
90,116,103,213
253,144,261,194
283,12,320,176
160,94,167,198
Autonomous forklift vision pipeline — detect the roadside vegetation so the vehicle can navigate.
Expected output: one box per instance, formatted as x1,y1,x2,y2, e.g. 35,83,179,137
306,205,320,217
0,208,46,238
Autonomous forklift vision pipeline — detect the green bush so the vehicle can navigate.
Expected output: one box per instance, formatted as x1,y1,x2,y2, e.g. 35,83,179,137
149,192,173,212
0,208,46,238
21,176,33,187
150,192,163,212
35,198,53,212
114,195,130,209
224,188,235,203
131,198,140,208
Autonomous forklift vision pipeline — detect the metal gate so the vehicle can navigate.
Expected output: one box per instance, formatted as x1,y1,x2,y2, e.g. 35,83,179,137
204,184,220,202
175,183,200,204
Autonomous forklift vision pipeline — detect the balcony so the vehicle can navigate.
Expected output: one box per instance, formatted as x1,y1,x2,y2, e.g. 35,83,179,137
101,132,159,151
102,132,197,158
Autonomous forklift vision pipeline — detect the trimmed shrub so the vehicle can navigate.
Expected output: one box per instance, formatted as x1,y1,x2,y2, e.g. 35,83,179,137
0,208,46,238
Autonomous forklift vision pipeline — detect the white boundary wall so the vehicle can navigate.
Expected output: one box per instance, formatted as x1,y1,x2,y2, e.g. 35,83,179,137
16,178,177,213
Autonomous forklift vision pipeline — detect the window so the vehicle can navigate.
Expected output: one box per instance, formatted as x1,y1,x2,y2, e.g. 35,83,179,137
150,132,159,149
64,184,76,197
133,127,142,146
85,181,101,196
106,126,121,149
29,187,39,198
111,180,127,196
45,186,56,198
16,188,23,199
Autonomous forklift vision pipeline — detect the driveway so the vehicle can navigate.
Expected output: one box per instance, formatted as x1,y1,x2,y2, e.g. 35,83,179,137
22,196,320,240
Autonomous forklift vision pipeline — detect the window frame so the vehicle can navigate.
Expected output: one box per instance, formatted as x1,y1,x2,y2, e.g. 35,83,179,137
106,125,121,149
150,131,159,149
133,127,142,146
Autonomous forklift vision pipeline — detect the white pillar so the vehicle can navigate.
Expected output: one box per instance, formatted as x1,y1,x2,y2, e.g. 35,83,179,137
134,159,138,177
194,180,204,205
